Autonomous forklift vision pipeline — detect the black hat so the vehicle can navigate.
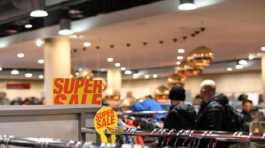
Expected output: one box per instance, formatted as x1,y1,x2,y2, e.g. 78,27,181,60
169,86,186,101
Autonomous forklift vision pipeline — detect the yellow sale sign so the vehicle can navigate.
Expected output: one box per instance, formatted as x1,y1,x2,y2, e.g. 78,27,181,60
53,78,102,105
94,106,118,144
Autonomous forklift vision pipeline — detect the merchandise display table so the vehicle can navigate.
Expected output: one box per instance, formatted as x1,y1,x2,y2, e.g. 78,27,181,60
0,105,99,142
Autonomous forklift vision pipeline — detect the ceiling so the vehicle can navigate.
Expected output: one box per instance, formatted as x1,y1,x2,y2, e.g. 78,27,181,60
0,0,264,76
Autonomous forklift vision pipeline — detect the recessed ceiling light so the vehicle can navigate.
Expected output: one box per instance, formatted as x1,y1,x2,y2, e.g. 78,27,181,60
124,70,132,75
114,63,121,67
17,53,25,58
177,48,185,54
38,74,44,79
25,73,33,78
248,54,255,60
83,42,92,47
261,46,265,52
30,10,48,17
227,67,233,72
121,67,126,71
235,64,243,70
38,59,44,64
70,34,78,38
107,58,114,63
11,69,19,75
36,39,44,47
177,56,184,60
178,0,197,11
153,74,158,78
145,75,150,79
0,67,2,71
176,61,181,65
75,72,80,76
25,24,32,29
238,59,248,66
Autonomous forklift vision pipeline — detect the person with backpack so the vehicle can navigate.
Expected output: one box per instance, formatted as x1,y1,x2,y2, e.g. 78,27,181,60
163,86,196,146
196,80,243,148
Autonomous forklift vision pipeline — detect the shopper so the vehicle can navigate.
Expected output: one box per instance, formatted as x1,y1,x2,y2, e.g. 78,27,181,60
196,80,224,131
241,99,254,131
163,86,196,146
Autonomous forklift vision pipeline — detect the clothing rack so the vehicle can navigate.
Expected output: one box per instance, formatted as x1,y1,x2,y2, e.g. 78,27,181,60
0,135,95,148
117,110,167,116
81,127,265,143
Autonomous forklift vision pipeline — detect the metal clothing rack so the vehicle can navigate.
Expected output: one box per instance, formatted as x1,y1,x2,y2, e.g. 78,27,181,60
0,135,95,148
81,127,265,143
117,111,167,116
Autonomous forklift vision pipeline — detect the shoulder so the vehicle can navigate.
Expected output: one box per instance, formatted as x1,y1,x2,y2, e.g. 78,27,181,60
206,101,224,111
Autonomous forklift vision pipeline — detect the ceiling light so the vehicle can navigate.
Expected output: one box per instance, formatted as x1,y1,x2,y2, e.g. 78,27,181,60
177,48,185,54
227,67,233,72
177,56,184,60
261,46,265,52
0,67,2,71
17,53,25,58
248,54,255,60
176,61,181,65
38,59,44,64
30,0,48,17
124,70,132,75
132,74,139,79
38,74,44,79
178,0,197,11
25,73,33,78
235,64,243,70
75,72,80,76
238,59,248,66
153,74,158,78
25,24,32,29
107,58,114,63
121,67,126,71
145,75,150,79
30,10,48,17
58,19,73,36
114,63,121,67
11,69,19,75
83,42,92,47
36,39,44,47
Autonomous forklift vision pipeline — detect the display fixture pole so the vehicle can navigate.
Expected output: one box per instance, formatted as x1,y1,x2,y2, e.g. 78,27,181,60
44,37,71,104
107,68,122,94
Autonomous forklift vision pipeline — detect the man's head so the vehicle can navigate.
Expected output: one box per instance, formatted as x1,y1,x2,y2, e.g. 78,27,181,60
242,99,253,113
169,86,185,106
200,80,216,103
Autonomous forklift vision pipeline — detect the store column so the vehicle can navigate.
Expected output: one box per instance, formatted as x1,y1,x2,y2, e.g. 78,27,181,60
44,37,71,104
262,53,265,101
107,68,122,95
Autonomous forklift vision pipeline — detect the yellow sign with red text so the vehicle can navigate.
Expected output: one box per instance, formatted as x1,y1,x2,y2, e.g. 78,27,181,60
94,106,118,144
53,78,102,105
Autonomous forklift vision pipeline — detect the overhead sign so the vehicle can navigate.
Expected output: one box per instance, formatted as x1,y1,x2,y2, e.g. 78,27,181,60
53,78,102,105
94,106,118,144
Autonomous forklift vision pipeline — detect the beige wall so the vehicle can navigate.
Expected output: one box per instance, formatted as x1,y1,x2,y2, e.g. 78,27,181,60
122,71,262,99
0,80,43,99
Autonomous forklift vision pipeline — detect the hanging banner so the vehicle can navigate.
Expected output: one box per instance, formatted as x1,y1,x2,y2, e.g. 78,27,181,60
94,106,118,144
53,78,102,105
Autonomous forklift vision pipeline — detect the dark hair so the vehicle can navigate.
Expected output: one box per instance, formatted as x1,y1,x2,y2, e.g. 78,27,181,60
169,86,185,101
242,99,253,106
238,94,248,101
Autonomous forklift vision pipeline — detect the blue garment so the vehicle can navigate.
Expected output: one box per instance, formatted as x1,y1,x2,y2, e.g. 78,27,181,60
130,98,165,121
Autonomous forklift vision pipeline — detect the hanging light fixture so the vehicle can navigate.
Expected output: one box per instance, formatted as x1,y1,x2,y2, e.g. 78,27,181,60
58,19,73,36
30,0,48,17
178,0,197,11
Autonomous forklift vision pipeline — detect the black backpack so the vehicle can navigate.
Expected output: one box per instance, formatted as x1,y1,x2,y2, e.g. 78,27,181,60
215,94,244,131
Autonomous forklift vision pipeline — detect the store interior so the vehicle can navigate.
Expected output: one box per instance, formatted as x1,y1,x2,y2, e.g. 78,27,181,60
0,0,265,147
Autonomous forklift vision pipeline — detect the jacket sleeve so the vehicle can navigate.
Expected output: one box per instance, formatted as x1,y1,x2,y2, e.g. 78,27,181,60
205,107,224,130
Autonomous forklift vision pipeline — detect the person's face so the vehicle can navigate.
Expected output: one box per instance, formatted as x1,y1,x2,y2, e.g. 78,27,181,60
200,86,215,103
170,100,180,106
243,102,253,113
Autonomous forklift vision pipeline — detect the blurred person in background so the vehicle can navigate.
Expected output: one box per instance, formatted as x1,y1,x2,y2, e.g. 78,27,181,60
0,92,10,105
241,99,254,131
163,86,196,146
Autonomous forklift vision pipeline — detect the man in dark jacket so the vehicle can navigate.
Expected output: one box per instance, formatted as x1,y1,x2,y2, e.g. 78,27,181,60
164,86,196,146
